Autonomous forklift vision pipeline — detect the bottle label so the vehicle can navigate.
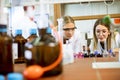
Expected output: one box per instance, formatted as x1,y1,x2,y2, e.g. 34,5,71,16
12,43,18,59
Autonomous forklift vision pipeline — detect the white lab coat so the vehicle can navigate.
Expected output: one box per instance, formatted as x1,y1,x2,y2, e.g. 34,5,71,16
89,38,118,54
12,15,38,39
66,30,82,54
62,43,74,65
115,33,120,48
61,30,82,65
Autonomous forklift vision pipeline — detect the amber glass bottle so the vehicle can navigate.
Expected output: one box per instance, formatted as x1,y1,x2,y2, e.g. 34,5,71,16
27,28,38,42
14,29,27,63
0,24,13,75
25,27,62,77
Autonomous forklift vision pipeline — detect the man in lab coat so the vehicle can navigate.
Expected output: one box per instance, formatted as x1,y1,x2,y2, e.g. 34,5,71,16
12,5,38,39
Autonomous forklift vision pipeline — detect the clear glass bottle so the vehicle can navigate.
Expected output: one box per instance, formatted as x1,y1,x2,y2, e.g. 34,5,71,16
0,24,13,75
14,29,27,63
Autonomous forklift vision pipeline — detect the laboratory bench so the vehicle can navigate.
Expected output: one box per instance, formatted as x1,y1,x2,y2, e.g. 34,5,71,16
14,55,120,80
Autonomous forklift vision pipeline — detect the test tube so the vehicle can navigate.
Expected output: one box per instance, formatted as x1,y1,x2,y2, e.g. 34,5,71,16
103,39,109,57
97,39,102,54
96,39,103,57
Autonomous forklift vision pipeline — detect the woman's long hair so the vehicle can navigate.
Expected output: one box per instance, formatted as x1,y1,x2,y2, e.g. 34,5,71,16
93,18,112,51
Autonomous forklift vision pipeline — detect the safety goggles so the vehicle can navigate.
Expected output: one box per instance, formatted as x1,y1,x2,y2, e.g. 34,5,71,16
63,27,77,31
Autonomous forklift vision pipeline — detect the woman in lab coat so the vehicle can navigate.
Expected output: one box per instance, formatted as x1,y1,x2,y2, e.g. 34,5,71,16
57,16,82,65
89,18,118,57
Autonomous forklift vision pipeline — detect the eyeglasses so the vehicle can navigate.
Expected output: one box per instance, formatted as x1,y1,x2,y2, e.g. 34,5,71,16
63,27,77,31
96,29,109,35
